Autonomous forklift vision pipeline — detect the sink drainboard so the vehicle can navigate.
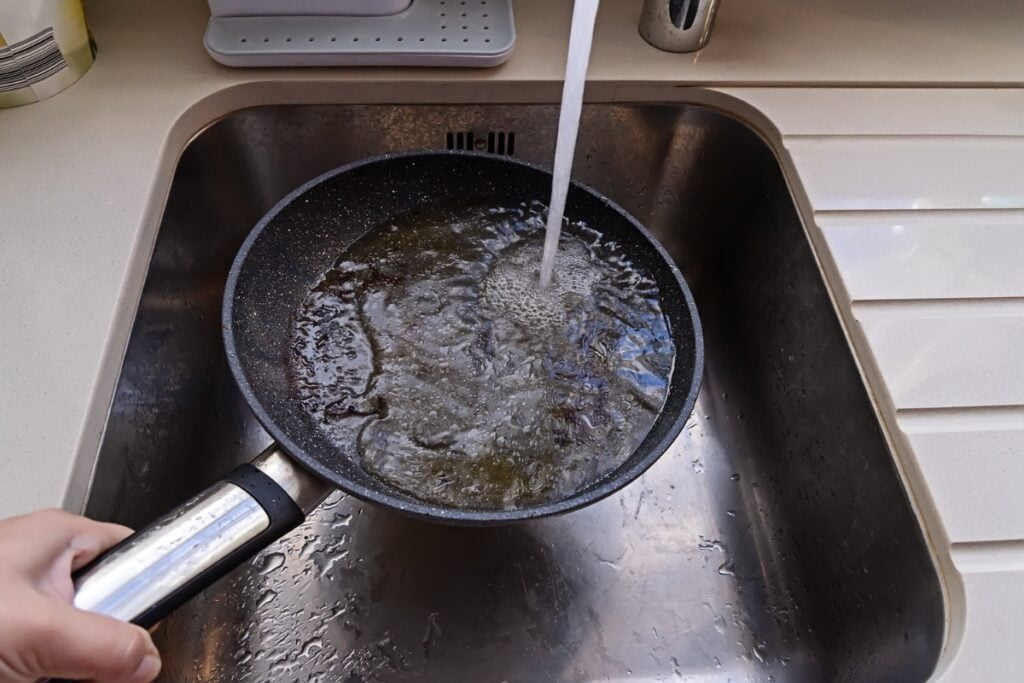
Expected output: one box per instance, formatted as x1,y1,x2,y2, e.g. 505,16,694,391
204,0,516,68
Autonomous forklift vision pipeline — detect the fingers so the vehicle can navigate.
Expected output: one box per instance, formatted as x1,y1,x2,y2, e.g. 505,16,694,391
0,510,158,683
67,517,134,572
0,509,132,574
18,600,161,683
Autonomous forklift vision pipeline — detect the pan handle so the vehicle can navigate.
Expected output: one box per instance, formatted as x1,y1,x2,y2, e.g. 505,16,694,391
71,446,332,628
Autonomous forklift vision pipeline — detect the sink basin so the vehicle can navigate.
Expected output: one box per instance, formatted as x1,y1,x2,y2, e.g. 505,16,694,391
85,103,944,681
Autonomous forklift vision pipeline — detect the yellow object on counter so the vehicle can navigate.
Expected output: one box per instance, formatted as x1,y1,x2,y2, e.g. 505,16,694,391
0,0,94,108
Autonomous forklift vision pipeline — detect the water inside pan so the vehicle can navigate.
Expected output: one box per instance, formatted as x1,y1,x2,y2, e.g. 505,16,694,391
290,201,675,510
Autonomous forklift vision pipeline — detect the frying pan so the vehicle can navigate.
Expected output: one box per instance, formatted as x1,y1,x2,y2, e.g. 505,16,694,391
71,152,704,627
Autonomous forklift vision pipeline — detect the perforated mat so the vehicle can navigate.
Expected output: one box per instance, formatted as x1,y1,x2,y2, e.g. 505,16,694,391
205,0,514,67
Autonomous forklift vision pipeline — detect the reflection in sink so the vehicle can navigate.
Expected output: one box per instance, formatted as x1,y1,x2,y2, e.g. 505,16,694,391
85,104,944,681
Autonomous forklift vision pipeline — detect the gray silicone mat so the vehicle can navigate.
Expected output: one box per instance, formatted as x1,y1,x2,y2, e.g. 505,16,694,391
205,0,515,67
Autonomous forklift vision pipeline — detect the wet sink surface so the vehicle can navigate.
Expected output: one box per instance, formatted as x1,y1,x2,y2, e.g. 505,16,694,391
86,104,944,681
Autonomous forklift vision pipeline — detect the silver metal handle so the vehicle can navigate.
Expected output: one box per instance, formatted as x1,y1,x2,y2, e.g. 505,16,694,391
639,0,721,52
73,446,331,625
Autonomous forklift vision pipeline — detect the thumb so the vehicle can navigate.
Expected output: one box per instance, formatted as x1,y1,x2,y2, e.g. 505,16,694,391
20,600,161,682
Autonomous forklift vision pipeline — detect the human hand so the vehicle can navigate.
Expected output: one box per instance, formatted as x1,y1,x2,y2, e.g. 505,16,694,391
0,509,161,682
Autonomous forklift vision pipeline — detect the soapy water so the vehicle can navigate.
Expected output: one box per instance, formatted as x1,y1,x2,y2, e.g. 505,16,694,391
290,201,674,510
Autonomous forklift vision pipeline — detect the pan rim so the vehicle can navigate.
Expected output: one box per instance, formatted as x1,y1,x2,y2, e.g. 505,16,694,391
223,149,704,524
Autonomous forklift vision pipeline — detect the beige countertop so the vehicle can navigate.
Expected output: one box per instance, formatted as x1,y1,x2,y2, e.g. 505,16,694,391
2,0,1024,679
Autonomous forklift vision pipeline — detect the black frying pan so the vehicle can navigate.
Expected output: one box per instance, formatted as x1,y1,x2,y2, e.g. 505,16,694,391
71,152,703,628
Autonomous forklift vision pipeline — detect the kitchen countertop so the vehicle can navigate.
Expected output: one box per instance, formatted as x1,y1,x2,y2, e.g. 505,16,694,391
2,0,1023,679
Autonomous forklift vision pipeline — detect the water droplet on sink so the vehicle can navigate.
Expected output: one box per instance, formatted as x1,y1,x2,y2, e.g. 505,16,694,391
299,535,320,559
717,560,736,576
730,473,741,481
300,637,324,657
698,535,725,553
259,552,286,574
257,589,277,608
691,458,704,473
421,611,442,659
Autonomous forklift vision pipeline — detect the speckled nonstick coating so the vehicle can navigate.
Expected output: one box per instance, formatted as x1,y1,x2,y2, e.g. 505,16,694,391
223,151,704,524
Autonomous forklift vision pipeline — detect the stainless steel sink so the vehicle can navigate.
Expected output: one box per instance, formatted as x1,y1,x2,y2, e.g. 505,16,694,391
85,104,944,682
